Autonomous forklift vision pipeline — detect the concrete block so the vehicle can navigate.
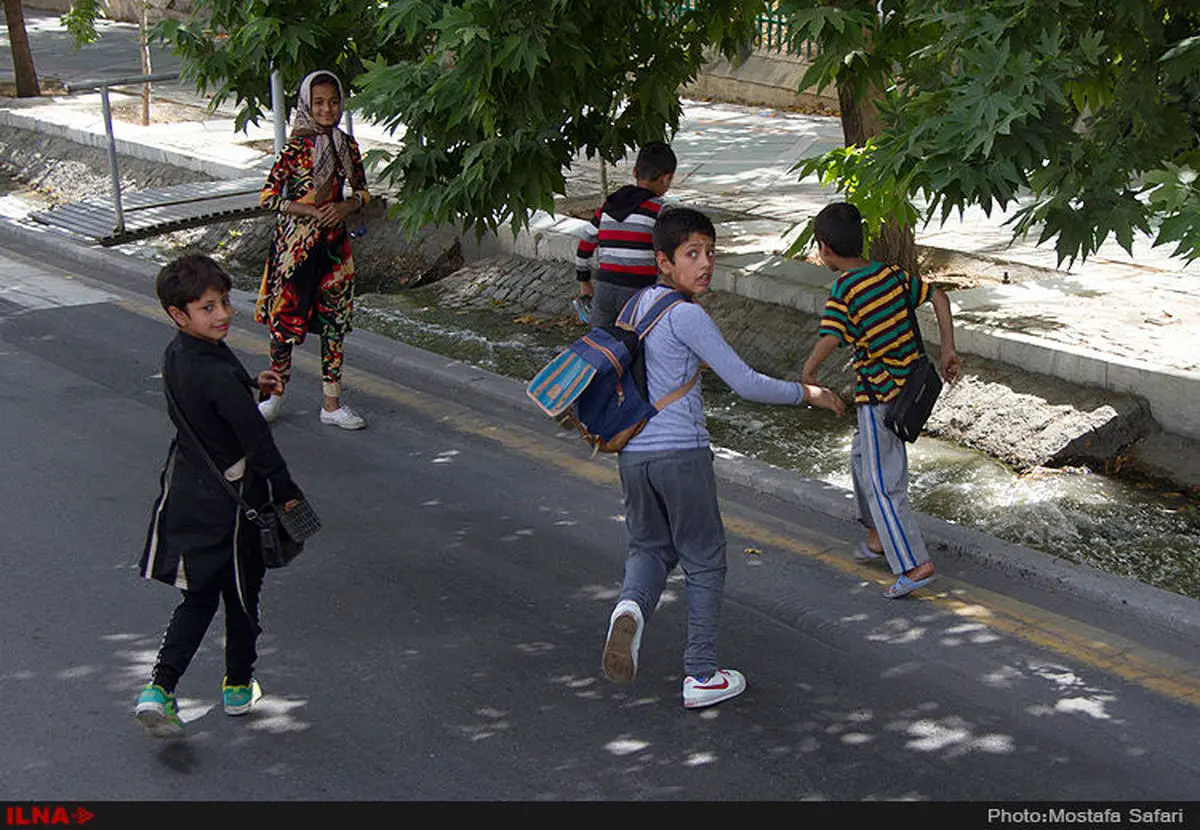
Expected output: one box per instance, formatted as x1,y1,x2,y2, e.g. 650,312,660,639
995,333,1057,378
949,322,1001,362
1107,361,1200,439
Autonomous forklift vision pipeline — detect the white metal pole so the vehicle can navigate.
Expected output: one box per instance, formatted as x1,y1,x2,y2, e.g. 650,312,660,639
100,86,126,233
271,70,286,156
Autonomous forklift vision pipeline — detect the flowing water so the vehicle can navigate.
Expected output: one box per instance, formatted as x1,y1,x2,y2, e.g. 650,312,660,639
353,291,1200,601
0,171,1193,599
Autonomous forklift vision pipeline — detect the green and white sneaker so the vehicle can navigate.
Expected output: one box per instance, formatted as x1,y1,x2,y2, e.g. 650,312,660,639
222,677,262,716
134,684,184,738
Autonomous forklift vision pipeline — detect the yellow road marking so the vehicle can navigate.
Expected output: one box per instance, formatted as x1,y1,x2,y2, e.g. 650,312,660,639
120,296,1200,707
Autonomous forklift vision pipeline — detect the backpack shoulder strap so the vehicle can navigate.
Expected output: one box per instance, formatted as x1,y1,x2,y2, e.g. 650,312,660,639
633,289,688,340
615,286,652,329
652,367,701,411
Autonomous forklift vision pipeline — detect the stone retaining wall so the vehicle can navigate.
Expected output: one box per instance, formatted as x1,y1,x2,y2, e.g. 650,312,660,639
424,254,1163,477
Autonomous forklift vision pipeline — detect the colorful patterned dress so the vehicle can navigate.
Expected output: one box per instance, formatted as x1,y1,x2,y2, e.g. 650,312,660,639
256,134,370,397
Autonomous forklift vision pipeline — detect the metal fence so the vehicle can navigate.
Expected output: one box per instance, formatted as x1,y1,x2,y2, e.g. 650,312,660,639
662,1,819,60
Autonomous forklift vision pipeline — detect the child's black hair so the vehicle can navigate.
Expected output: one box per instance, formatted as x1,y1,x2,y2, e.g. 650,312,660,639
813,202,865,258
155,254,233,315
653,207,716,263
634,141,677,183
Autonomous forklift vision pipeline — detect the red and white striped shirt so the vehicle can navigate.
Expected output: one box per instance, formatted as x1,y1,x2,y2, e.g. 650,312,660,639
575,186,664,289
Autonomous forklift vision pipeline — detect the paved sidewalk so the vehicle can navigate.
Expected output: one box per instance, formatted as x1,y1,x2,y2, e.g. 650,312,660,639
2,10,1198,444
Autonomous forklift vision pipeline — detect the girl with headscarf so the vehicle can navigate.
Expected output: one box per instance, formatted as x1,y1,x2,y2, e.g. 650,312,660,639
256,69,370,430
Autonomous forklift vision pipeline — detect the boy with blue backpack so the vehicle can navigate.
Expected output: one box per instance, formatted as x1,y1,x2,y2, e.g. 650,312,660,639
598,207,845,708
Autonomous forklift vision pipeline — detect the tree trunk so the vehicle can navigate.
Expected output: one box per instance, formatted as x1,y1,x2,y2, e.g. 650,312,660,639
868,216,918,276
4,0,41,98
836,80,882,148
837,80,919,276
139,2,152,126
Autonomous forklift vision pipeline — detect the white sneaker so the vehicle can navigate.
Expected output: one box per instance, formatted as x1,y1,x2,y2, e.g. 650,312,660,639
320,405,366,430
683,668,746,709
258,394,284,423
602,599,644,684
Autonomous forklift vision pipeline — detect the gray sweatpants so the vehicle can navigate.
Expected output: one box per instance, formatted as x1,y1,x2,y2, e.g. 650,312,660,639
851,403,931,575
617,447,726,678
591,281,643,330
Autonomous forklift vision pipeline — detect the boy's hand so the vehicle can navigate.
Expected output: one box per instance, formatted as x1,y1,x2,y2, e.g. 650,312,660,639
256,370,285,398
803,384,845,417
578,280,594,298
940,348,962,383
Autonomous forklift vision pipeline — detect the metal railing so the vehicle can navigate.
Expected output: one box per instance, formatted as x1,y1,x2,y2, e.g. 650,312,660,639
661,1,819,59
62,70,290,236
65,71,184,234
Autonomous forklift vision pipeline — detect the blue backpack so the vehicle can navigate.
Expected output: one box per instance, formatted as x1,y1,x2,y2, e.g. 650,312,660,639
527,288,700,453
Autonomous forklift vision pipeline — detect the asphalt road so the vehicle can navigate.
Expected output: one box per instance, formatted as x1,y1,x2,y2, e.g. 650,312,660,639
0,229,1198,807
4,11,184,92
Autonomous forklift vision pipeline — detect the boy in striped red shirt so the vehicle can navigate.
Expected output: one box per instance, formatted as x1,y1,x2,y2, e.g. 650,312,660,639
575,142,677,329
802,202,961,598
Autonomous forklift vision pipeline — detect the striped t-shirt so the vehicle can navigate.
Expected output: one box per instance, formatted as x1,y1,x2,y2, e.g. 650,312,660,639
818,262,932,405
574,185,663,289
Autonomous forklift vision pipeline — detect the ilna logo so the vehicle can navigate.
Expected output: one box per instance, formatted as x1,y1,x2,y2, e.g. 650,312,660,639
5,806,94,825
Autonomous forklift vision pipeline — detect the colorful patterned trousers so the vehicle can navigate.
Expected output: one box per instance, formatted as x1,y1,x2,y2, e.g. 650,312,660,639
270,332,345,399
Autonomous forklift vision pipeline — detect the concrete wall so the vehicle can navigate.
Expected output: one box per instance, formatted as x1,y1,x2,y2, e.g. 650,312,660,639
683,50,839,113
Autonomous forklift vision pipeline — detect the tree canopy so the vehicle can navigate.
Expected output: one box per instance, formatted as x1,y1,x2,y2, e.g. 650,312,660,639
779,0,1200,266
151,0,762,235
67,0,1198,265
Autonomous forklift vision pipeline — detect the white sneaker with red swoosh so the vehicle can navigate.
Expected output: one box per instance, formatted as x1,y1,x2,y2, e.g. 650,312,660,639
683,669,746,709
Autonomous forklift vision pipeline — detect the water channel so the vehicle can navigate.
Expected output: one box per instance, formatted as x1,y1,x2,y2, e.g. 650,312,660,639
349,290,1200,602
0,172,1194,601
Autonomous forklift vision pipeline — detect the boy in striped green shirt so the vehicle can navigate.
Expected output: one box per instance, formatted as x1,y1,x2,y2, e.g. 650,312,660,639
802,202,961,598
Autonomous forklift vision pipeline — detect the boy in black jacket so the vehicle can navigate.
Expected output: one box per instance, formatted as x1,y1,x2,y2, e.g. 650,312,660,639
136,254,304,737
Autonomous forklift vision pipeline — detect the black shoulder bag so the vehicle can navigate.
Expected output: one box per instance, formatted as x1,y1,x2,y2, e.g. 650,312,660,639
871,277,944,443
162,374,320,568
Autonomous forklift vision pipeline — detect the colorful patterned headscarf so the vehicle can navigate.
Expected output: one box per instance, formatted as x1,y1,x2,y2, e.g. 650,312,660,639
291,70,363,204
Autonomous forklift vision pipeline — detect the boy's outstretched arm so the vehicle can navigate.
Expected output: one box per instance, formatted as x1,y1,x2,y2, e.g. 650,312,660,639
212,370,301,503
802,334,841,385
930,287,962,383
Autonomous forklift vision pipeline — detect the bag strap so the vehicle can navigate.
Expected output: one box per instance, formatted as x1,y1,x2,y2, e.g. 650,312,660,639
615,286,650,329
162,363,265,523
652,368,701,411
863,267,926,406
633,289,688,339
614,287,689,337
621,288,699,410
896,270,927,357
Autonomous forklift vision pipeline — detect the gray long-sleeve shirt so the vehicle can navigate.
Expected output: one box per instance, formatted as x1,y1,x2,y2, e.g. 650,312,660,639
623,285,807,453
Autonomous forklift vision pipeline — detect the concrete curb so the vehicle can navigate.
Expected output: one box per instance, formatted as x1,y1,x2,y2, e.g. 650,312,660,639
2,213,1199,643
